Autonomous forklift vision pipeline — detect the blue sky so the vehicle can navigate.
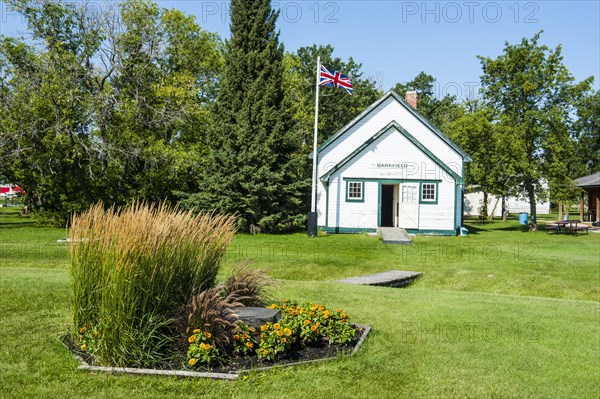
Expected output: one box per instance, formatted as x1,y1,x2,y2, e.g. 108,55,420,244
1,1,598,100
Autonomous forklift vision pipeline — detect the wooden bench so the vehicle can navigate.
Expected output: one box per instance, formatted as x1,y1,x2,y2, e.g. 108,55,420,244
568,225,589,234
545,224,560,234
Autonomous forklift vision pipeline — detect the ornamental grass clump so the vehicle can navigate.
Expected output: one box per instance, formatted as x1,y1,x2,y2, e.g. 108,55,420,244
69,202,236,367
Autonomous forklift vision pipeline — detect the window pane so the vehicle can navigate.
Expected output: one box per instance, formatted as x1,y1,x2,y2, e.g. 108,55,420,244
421,183,436,201
348,182,363,199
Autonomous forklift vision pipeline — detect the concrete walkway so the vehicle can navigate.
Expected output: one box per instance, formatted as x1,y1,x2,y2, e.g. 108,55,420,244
337,270,421,288
378,227,412,245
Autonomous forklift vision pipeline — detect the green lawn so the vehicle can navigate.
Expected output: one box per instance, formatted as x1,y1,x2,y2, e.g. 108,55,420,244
1,207,599,398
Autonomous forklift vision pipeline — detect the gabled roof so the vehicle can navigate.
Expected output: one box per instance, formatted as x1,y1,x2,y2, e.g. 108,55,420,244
575,172,600,189
316,90,472,162
319,121,464,185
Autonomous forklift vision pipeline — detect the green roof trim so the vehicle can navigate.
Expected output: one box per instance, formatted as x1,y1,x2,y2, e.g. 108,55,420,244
314,90,472,162
319,121,464,185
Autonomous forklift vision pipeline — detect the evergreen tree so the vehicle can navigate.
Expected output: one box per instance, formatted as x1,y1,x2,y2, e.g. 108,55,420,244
182,0,304,232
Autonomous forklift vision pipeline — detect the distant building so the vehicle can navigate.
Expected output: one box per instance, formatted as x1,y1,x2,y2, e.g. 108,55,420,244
463,185,550,217
575,172,600,222
0,184,24,199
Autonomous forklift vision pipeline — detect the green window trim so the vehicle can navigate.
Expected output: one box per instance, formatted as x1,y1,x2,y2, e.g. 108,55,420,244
419,182,439,204
345,180,365,202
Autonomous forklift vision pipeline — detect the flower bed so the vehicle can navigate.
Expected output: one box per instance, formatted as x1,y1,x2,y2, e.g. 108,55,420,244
63,321,370,379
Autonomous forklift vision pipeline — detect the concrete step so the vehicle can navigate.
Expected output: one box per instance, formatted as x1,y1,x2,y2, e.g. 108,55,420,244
337,270,421,288
378,227,412,245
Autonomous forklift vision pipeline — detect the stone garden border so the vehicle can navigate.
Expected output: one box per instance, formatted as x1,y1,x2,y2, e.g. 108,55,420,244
63,323,371,380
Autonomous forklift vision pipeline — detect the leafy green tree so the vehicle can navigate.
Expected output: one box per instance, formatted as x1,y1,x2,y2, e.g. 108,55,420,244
181,0,305,232
574,90,600,175
392,72,463,131
0,0,221,223
478,31,593,230
448,103,519,220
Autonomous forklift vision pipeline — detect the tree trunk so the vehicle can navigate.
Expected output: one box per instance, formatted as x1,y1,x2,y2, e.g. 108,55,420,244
481,192,489,219
502,196,508,222
527,186,537,231
557,201,562,221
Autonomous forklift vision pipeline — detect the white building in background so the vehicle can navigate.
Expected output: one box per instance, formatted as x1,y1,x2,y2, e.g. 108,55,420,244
463,185,551,217
315,91,471,235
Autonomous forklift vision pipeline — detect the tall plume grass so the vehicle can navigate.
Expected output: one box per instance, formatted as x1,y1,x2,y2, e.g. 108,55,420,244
69,201,236,367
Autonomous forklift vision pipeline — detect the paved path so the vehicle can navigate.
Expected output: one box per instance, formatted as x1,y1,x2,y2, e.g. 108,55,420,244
379,227,412,244
337,270,421,288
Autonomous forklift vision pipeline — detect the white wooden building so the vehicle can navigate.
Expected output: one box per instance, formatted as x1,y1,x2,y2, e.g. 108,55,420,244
316,91,471,235
463,185,551,217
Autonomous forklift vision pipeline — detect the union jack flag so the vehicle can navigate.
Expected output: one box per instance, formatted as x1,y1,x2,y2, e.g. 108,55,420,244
319,64,353,95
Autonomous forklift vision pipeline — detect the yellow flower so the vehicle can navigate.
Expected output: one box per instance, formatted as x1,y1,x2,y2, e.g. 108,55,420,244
79,327,87,334
233,334,240,341
310,325,317,331
204,332,212,339
242,334,249,339
267,304,278,309
336,309,342,313
284,328,292,336
80,343,87,350
188,335,196,343
315,322,320,327
304,319,311,325
281,337,287,344
249,327,256,333
318,306,325,311
188,358,197,366
281,304,287,309
323,314,329,319
273,323,280,330
192,329,200,334
200,343,211,350
310,305,317,311
261,324,268,332
340,313,346,319
93,331,99,336
276,330,284,337
245,342,254,348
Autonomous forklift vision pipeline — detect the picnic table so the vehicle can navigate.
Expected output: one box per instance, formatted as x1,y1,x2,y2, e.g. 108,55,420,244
546,220,589,234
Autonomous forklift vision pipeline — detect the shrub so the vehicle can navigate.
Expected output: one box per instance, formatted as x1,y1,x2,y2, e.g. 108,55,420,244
69,201,236,367
187,329,221,367
231,322,258,356
262,301,357,357
179,287,242,353
219,262,274,307
257,321,294,361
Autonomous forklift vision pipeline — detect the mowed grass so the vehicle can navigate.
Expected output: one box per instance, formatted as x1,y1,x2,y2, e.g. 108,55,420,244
1,207,599,398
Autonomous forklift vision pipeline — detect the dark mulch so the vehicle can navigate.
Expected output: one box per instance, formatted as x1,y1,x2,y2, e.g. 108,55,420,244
63,325,363,373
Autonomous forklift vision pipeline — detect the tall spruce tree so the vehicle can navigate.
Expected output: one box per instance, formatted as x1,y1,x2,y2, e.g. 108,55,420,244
182,0,304,232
